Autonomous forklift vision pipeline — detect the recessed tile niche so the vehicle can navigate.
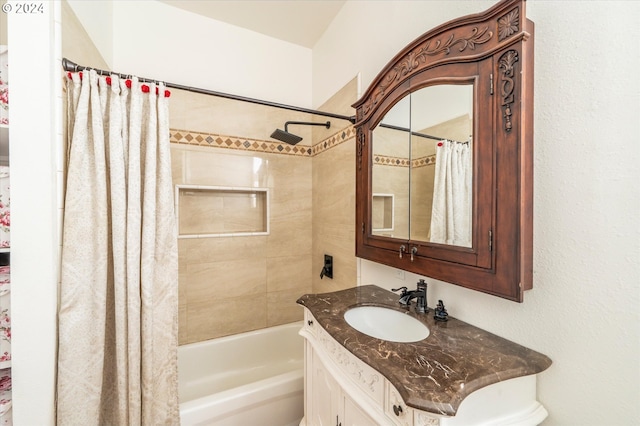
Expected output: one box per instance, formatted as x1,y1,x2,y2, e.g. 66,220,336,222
372,193,394,232
176,185,269,238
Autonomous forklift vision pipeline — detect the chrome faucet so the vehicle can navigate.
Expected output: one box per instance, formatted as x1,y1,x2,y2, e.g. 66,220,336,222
392,279,428,313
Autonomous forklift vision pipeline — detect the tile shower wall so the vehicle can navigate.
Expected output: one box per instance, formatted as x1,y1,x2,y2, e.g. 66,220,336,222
311,78,359,293
171,80,361,345
172,143,312,345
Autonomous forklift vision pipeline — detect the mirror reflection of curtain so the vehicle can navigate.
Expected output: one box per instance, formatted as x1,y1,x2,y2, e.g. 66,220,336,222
430,140,471,247
57,70,179,424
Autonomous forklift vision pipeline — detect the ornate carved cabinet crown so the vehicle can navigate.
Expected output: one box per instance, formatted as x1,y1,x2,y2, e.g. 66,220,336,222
353,0,534,301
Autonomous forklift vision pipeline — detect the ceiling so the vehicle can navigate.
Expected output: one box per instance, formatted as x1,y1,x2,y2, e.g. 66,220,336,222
158,0,347,48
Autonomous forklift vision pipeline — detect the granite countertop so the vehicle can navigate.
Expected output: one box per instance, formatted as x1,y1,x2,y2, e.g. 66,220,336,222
296,285,552,416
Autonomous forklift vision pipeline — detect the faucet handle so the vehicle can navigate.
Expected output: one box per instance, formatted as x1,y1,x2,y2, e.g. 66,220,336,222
391,286,408,296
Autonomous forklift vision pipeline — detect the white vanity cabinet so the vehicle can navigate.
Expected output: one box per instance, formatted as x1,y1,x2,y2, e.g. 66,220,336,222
300,308,548,426
301,310,439,426
309,349,377,426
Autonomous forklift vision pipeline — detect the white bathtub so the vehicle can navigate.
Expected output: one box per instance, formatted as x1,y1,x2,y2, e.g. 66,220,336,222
178,321,304,426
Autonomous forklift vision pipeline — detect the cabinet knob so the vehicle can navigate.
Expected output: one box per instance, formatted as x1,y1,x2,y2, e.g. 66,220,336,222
399,245,406,259
410,246,418,262
393,404,403,416
307,320,313,326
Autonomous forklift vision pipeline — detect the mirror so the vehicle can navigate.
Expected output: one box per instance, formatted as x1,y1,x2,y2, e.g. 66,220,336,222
371,84,473,247
354,0,535,302
371,95,410,240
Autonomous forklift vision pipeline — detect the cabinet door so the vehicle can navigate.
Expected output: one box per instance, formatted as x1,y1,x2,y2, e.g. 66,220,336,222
310,351,341,426
385,383,413,426
342,392,378,426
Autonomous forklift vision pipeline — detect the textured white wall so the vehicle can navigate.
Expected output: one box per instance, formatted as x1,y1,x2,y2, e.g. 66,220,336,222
315,1,640,425
68,1,313,108
110,1,313,108
7,2,62,424
66,1,113,67
312,0,495,107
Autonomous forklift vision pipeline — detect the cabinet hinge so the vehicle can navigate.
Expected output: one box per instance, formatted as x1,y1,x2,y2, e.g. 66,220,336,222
489,230,493,251
362,222,365,234
490,73,494,95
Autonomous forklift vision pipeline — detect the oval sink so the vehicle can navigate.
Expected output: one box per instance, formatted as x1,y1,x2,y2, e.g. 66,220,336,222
344,306,430,343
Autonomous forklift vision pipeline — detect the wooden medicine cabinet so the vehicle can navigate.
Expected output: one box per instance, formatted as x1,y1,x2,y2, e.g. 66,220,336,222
353,0,534,301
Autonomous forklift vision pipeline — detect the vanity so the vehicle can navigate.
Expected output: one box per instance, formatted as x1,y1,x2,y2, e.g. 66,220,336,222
297,286,552,426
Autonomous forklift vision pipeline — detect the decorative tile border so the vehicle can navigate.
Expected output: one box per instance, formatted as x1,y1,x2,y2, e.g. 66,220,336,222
170,129,312,157
311,126,358,156
170,125,357,158
170,126,435,167
374,154,436,168
412,155,437,168
374,155,410,167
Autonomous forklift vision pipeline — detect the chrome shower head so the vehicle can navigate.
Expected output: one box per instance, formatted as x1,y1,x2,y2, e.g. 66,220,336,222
270,121,331,145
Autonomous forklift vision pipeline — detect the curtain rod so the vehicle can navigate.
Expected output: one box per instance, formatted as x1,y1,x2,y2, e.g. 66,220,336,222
378,123,468,144
62,58,356,124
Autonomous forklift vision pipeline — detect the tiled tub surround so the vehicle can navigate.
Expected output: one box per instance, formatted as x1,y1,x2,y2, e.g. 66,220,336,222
172,143,313,344
297,285,552,416
171,77,360,345
171,125,356,344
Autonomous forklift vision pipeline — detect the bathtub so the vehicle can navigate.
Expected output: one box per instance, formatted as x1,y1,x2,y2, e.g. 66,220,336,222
178,321,304,426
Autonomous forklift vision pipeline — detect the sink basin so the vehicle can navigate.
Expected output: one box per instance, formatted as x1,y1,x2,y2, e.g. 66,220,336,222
343,306,430,343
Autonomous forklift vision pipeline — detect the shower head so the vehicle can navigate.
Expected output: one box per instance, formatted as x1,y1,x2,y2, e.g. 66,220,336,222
270,121,331,145
270,128,303,145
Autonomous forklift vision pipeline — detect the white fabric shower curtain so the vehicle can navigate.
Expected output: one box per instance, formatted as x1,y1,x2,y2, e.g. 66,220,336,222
430,140,472,247
57,70,179,425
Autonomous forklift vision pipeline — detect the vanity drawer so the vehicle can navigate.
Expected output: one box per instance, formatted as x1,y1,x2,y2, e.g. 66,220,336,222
385,382,414,426
303,310,317,336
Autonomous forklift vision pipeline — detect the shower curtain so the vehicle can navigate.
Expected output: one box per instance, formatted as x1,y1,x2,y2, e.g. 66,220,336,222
430,140,472,247
57,70,179,425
